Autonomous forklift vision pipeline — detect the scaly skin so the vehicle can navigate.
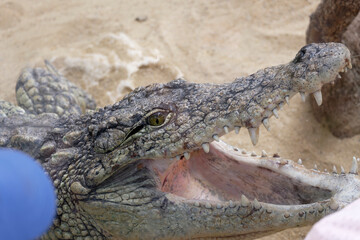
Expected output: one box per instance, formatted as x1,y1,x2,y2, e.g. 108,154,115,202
0,42,359,239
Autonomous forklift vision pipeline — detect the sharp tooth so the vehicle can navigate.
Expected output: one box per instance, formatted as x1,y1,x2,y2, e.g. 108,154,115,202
332,165,337,174
284,212,291,218
266,208,272,214
337,73,341,79
316,204,324,212
341,166,345,174
313,90,323,106
329,198,339,210
285,96,290,105
202,143,210,153
235,126,241,134
272,109,279,119
223,126,229,134
241,195,250,207
298,159,302,165
184,152,190,160
348,61,353,69
229,200,235,208
248,128,259,146
350,156,358,174
213,134,220,141
279,102,284,110
261,150,267,157
253,198,261,210
300,92,306,102
314,164,318,171
262,118,270,131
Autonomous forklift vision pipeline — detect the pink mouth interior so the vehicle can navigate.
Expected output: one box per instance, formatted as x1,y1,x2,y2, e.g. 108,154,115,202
148,142,332,205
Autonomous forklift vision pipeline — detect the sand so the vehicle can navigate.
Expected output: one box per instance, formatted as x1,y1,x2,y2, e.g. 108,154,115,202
1,0,359,239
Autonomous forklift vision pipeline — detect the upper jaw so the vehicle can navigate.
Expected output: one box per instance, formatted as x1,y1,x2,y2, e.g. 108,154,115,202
112,44,352,164
169,44,353,158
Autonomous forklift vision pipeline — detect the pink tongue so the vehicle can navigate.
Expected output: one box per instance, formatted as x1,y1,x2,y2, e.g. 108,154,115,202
161,154,222,202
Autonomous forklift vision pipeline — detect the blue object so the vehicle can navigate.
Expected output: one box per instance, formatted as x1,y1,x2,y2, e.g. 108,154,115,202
0,149,56,240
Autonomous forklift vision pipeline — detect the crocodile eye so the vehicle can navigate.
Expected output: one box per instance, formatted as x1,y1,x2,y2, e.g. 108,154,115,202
147,111,168,126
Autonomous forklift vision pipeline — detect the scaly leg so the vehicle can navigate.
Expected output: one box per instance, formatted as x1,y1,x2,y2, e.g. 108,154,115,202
15,60,96,117
0,100,25,117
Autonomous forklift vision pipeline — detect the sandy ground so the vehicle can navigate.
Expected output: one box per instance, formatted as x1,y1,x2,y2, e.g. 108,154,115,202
1,0,360,239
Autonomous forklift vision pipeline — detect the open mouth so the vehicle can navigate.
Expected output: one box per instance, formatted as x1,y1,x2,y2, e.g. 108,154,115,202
141,61,354,210
144,139,338,212
159,141,332,206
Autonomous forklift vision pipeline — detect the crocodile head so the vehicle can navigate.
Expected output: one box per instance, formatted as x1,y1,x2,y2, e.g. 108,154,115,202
46,42,360,239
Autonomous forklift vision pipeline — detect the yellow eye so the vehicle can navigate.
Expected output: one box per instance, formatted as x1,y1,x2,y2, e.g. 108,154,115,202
147,112,167,126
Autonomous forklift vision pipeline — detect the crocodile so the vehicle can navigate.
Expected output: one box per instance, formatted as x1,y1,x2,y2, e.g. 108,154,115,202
0,42,359,240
